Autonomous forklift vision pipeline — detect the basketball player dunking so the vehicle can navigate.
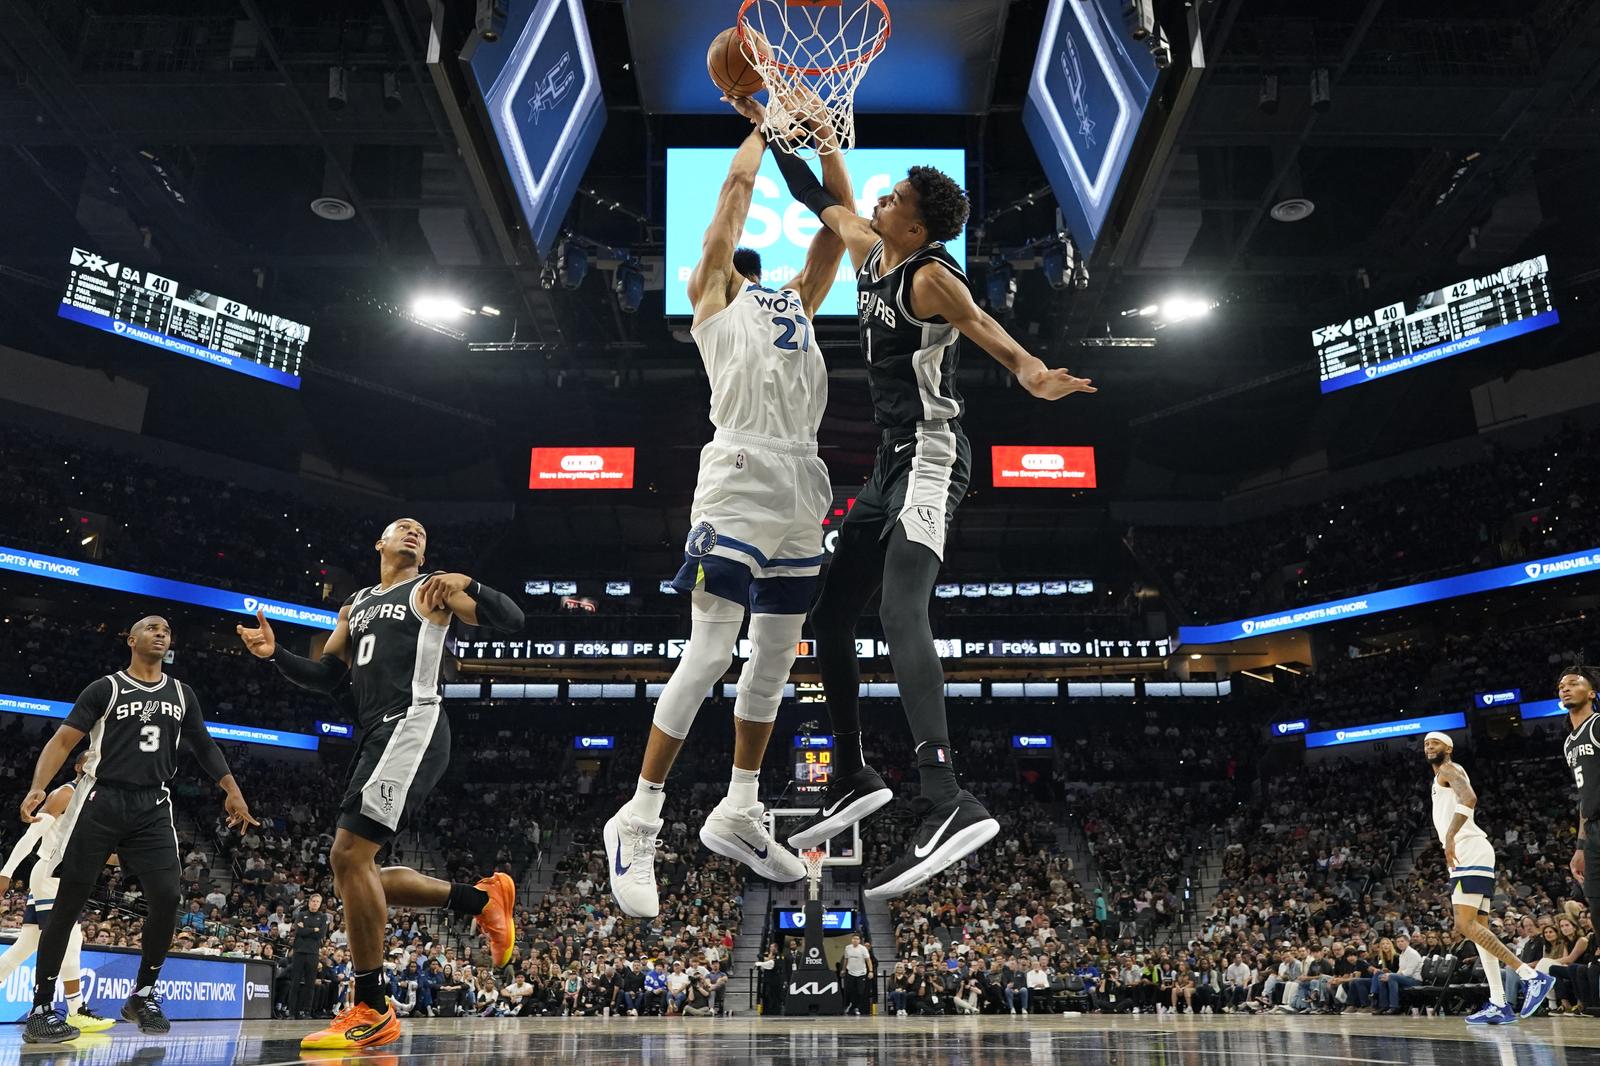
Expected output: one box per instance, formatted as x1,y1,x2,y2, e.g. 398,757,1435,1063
0,751,115,1036
236,517,524,1050
604,98,853,919
764,113,1096,899
1422,731,1553,1023
19,615,258,1044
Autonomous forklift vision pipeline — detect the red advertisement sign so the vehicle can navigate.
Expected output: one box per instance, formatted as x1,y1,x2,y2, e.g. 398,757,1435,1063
529,447,636,490
990,446,1097,488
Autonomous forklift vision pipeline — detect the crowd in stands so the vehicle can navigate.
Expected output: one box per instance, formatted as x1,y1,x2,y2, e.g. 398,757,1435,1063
1132,421,1600,622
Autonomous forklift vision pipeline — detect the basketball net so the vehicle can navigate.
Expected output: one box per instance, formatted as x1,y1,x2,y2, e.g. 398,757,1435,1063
801,848,827,901
737,0,890,158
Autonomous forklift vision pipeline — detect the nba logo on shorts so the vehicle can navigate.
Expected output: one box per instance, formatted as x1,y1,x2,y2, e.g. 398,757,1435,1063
734,451,746,470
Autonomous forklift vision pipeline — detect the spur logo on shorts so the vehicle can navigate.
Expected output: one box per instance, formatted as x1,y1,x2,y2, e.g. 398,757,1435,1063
378,782,396,814
913,506,941,540
686,522,718,558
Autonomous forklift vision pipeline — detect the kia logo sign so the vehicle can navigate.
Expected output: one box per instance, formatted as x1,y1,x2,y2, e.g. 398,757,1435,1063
1021,452,1066,470
530,447,635,490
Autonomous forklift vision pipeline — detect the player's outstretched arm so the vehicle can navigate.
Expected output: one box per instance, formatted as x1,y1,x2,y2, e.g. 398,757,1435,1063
786,120,853,316
239,607,352,692
21,724,85,823
688,119,768,327
417,573,526,632
909,262,1097,401
765,143,875,269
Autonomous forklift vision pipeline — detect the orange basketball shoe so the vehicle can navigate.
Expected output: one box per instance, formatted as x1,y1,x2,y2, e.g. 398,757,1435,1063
299,1000,401,1051
475,871,517,968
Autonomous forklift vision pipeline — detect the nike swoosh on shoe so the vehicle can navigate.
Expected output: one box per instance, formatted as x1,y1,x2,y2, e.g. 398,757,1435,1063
733,834,769,859
912,809,960,859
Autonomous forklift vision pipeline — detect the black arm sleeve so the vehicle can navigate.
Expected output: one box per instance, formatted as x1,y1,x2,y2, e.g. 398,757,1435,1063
271,649,349,694
64,676,115,733
469,581,525,633
771,147,842,218
179,684,233,784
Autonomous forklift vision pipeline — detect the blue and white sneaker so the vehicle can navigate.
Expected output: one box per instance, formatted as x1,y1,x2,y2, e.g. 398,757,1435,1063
1519,971,1557,1019
700,802,807,883
1465,1002,1518,1025
603,808,663,920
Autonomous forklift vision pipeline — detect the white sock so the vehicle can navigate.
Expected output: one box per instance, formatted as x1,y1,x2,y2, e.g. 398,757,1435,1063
628,777,666,823
1517,963,1537,980
66,991,82,1015
728,767,760,810
1477,944,1504,1006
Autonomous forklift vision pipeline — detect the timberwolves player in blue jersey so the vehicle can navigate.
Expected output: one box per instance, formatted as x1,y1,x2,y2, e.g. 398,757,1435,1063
768,120,1096,899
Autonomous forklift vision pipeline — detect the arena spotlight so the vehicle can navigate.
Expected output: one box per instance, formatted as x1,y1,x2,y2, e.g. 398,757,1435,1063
986,259,1016,312
1153,296,1217,328
411,294,468,321
558,240,588,290
614,259,644,314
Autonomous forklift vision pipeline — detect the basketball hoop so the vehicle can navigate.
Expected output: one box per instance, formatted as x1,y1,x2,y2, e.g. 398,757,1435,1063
736,0,890,157
800,848,827,901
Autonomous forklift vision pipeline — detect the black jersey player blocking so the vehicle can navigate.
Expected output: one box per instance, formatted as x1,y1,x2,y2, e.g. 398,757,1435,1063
1562,666,1600,920
236,517,525,1052
763,111,1097,900
20,616,257,1045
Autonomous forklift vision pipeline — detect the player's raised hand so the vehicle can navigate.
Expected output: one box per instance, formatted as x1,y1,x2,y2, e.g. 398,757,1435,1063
1019,364,1097,401
1574,847,1586,883
20,788,46,824
235,608,276,659
418,572,473,612
224,790,260,831
723,93,768,128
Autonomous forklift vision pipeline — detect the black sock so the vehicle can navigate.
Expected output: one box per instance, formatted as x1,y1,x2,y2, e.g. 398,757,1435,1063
134,962,163,997
32,972,57,1013
915,740,959,806
355,968,387,1012
447,881,490,916
833,730,865,775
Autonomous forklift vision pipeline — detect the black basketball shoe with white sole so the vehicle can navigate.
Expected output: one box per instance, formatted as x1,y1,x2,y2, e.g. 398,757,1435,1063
785,764,894,849
863,790,1000,900
22,1007,79,1044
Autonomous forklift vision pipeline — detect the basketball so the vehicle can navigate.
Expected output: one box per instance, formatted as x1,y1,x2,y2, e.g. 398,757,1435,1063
707,25,768,98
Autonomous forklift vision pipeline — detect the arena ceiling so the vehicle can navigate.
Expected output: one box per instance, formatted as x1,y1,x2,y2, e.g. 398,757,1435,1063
0,0,1597,503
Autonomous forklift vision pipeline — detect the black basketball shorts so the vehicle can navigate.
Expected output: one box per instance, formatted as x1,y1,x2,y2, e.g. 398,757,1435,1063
844,420,971,562
56,782,181,882
337,701,451,846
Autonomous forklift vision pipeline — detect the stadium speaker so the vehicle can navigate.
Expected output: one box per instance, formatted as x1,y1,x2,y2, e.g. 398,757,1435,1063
383,71,402,112
1258,72,1280,115
614,260,644,314
1310,67,1332,113
558,241,588,290
986,260,1016,312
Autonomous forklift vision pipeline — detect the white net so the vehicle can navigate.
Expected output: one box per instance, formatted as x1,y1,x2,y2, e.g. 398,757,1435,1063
801,849,827,900
736,0,890,157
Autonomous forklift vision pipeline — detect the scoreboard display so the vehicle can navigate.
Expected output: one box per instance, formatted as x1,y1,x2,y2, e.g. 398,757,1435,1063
1316,254,1557,393
792,734,832,795
58,247,308,389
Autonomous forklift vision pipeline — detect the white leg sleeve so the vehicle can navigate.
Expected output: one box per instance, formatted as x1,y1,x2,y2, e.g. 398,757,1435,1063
733,613,804,725
1477,943,1504,1006
651,592,743,741
0,924,40,981
61,922,83,985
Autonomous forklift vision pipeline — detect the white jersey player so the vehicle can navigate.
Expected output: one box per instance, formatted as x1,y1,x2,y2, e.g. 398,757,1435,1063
605,97,853,919
1423,731,1553,1024
0,753,115,1032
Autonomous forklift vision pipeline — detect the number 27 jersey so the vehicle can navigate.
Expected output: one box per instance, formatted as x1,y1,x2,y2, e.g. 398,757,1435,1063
689,284,827,444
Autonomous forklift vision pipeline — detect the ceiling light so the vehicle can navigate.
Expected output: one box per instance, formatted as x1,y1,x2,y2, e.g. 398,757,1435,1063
411,295,467,321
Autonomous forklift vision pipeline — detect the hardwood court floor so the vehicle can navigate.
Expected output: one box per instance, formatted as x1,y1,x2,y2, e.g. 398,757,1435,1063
8,1012,1600,1065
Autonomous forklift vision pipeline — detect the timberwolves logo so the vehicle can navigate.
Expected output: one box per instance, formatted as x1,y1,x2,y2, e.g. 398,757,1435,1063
686,522,718,559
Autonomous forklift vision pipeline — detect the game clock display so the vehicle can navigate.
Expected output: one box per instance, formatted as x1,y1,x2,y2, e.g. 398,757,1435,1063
58,246,308,389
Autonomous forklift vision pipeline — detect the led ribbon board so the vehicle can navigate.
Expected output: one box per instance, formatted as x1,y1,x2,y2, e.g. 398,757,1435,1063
1177,546,1600,646
469,0,606,257
58,247,307,389
1022,0,1160,258
0,545,337,630
0,692,319,751
1303,712,1466,750
1317,255,1558,393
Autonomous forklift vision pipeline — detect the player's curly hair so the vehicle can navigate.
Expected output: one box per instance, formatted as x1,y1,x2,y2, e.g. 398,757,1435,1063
906,166,970,244
1560,664,1600,691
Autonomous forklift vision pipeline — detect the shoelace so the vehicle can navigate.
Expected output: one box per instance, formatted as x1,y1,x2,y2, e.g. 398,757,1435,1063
135,992,165,1017
628,830,661,886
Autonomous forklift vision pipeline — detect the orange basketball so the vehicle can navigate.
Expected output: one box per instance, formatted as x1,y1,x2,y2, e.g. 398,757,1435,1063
707,25,769,98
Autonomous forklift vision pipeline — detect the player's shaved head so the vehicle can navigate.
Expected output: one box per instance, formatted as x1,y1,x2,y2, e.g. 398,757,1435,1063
376,516,427,568
382,517,427,539
132,615,170,635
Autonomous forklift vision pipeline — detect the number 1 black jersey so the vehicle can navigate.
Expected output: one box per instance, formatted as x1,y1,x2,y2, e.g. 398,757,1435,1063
343,573,450,729
856,240,967,429
1565,711,1600,821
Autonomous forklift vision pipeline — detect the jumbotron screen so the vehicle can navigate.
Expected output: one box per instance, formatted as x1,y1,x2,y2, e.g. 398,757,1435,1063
57,247,308,389
1316,254,1558,393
